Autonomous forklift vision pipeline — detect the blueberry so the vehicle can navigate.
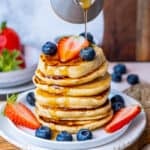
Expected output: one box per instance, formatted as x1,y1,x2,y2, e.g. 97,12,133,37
111,73,122,82
127,74,139,85
26,92,36,106
80,32,94,43
35,126,52,140
56,131,73,141
113,64,127,75
80,47,96,61
77,129,93,141
111,95,125,112
42,41,57,55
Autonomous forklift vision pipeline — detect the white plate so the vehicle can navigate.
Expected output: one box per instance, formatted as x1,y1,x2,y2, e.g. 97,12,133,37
0,89,146,150
0,46,40,88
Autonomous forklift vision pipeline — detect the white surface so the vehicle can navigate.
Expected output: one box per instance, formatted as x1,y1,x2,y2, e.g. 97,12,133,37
0,46,39,89
109,62,150,91
0,0,104,48
0,89,146,150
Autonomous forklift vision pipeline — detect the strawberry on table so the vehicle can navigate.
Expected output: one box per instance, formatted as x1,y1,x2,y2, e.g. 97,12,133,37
4,95,40,129
105,105,141,133
58,36,89,62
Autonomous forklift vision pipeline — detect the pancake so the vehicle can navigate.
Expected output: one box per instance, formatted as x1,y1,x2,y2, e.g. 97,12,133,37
33,73,111,96
35,111,113,133
35,88,109,109
35,100,112,120
35,61,108,86
37,46,106,78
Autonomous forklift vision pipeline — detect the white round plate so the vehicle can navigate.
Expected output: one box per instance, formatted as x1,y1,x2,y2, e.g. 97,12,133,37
0,89,146,150
0,46,40,88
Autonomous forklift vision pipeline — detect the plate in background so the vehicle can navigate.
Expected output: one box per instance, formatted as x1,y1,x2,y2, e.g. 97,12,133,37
0,46,40,88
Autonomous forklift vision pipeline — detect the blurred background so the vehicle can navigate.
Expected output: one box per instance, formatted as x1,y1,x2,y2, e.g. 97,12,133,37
0,0,150,61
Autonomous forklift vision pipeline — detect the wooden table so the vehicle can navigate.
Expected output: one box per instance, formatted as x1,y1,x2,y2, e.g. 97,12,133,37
1,62,150,150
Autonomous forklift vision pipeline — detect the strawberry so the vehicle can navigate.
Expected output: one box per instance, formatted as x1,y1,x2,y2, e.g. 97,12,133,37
0,21,21,52
4,95,40,129
0,21,25,70
105,105,141,133
58,36,89,62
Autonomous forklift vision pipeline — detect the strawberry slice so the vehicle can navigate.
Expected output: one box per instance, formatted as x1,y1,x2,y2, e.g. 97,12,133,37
105,105,141,133
58,36,89,62
4,95,40,129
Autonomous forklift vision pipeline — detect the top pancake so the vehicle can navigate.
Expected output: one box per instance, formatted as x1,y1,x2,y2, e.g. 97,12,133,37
37,46,106,78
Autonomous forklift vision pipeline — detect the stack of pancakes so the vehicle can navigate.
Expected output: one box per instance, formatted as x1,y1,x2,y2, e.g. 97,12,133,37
33,46,113,133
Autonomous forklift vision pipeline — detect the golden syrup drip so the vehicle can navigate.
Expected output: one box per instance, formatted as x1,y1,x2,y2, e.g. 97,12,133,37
78,0,93,9
49,109,59,120
51,130,59,140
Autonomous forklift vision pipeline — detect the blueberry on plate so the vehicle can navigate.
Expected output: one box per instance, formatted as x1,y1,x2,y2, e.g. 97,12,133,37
35,126,52,140
56,131,73,141
127,74,140,85
26,92,36,106
111,73,122,82
111,95,125,112
80,47,96,61
80,32,94,43
77,129,93,141
113,64,127,75
42,41,57,55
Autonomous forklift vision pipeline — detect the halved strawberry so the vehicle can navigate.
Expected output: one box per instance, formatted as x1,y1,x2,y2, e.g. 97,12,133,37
58,36,89,62
4,95,40,129
105,105,141,133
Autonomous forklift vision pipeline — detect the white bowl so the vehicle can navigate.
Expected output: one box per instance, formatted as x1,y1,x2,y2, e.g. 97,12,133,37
0,46,40,88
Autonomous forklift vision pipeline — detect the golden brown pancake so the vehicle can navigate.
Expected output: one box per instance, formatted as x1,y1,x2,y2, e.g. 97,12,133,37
35,111,113,133
34,61,108,86
35,88,109,109
33,73,111,96
37,46,106,78
35,100,112,120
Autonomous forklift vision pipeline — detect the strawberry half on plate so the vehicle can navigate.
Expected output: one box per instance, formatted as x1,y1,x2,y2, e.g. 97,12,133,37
4,95,40,129
105,105,141,133
58,36,89,62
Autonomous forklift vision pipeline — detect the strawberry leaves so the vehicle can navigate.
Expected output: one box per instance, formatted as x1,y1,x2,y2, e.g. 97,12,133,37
0,49,23,72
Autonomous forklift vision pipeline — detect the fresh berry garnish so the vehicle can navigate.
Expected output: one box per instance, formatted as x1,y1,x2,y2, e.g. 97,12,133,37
35,126,52,140
111,73,122,82
105,105,141,133
113,64,127,75
4,95,40,129
42,41,57,55
77,129,93,141
56,131,73,141
111,95,125,112
80,47,96,61
58,36,89,62
0,49,24,72
0,21,21,52
26,92,36,106
127,74,140,85
80,32,94,43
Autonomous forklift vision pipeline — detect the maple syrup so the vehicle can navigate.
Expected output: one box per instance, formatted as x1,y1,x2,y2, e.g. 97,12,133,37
76,0,96,38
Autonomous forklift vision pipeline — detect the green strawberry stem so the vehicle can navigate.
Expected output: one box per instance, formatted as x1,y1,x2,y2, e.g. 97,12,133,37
0,49,22,72
7,94,18,104
0,21,7,33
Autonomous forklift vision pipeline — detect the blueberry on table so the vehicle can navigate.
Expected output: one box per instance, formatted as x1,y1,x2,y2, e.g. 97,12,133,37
80,47,96,61
127,74,140,85
110,95,125,112
26,92,36,106
77,129,93,141
42,41,57,55
79,32,94,43
111,73,122,82
113,64,127,75
56,131,73,141
35,126,52,140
